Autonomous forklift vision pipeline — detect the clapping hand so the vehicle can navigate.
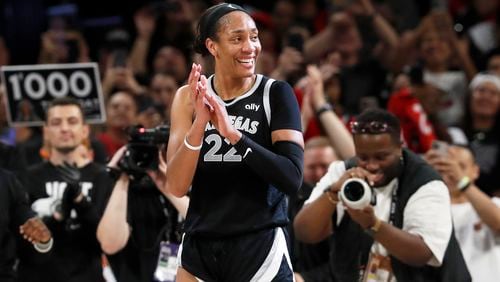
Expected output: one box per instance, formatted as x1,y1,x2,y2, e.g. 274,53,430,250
205,92,241,142
55,162,83,220
20,217,51,244
188,63,213,122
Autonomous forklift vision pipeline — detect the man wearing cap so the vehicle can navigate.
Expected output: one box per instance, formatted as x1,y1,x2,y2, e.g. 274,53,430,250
463,73,500,196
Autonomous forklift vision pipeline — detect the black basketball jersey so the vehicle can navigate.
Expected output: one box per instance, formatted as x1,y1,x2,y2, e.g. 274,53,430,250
184,74,302,237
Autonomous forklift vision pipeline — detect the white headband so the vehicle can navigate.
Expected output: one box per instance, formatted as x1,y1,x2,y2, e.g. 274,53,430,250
469,73,500,92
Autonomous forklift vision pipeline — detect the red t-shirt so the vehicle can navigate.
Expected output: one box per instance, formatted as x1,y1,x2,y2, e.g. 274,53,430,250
96,133,125,159
387,87,436,153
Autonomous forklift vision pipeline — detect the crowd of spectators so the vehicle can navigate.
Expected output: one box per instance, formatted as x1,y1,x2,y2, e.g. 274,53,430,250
1,0,500,281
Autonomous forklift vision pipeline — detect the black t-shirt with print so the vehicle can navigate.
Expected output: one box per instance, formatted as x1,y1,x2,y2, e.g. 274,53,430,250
17,162,112,282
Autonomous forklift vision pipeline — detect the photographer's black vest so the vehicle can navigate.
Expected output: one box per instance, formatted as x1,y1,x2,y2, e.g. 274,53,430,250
331,149,471,282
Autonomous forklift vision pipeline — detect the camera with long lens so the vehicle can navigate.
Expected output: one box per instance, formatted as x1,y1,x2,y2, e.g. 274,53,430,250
339,178,376,210
119,125,170,177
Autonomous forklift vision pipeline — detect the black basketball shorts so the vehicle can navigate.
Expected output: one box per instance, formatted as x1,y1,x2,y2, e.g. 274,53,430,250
177,227,294,282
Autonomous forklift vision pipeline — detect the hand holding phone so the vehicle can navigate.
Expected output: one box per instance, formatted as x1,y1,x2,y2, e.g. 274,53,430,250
113,49,128,67
432,140,449,157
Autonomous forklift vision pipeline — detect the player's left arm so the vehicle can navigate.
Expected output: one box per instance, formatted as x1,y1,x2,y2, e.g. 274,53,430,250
232,81,304,195
207,79,304,195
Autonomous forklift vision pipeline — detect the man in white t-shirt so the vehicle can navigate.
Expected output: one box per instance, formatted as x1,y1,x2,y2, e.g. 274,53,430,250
426,144,500,282
294,109,470,281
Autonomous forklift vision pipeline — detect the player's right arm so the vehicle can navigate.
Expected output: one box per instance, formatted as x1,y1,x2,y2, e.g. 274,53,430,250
164,64,211,197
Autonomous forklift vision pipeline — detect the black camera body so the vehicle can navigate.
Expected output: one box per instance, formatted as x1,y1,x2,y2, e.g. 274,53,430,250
119,125,170,177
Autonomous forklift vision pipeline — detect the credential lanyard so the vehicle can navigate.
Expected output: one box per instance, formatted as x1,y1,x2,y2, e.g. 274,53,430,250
388,182,398,226
158,195,171,242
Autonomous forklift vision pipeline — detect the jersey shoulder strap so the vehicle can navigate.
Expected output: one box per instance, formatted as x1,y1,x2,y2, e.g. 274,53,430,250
262,77,275,127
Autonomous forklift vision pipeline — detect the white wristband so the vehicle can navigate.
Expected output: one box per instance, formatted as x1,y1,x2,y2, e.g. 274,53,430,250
184,136,202,151
34,237,53,253
457,176,471,191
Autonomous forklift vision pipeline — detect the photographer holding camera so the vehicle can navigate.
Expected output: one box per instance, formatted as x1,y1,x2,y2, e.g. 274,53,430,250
97,125,189,282
294,109,470,281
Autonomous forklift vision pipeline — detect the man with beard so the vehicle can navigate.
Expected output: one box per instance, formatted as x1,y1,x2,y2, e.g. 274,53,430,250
294,109,470,281
17,97,112,282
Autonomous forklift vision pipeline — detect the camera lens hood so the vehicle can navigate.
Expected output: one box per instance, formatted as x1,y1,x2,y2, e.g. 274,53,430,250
339,178,373,210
